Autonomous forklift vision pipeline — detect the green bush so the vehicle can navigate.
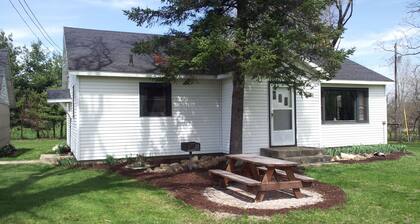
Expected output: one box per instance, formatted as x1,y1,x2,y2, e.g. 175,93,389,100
58,157,78,167
325,144,407,157
0,144,17,157
52,143,71,155
105,155,118,166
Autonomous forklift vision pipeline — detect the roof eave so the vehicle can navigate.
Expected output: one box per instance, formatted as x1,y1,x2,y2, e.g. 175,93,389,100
69,70,231,80
322,79,394,85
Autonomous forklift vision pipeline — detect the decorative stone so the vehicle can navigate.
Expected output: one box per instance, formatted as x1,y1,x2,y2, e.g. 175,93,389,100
160,163,169,168
340,153,357,160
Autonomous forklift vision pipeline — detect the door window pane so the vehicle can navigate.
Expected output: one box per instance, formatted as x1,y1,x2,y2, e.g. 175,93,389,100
273,110,292,130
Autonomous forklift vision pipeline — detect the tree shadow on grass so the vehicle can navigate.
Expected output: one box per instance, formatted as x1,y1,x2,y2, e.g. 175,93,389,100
9,148,32,158
0,166,158,219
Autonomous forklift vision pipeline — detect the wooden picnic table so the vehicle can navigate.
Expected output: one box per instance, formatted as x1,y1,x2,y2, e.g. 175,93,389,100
209,154,304,202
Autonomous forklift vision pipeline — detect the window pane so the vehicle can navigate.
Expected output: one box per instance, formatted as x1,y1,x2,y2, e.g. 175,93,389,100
273,110,292,130
357,91,367,121
322,88,368,122
140,83,171,116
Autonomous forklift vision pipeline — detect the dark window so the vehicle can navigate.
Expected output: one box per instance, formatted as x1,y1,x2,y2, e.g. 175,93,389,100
140,83,172,117
321,87,368,123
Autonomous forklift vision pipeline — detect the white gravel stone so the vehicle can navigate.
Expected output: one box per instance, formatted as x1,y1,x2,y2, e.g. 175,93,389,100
203,185,323,210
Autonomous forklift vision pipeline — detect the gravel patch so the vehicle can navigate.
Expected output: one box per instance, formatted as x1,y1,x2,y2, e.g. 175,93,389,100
204,185,323,210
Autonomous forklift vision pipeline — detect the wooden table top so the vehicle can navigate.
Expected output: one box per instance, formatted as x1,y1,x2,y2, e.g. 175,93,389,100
226,154,298,167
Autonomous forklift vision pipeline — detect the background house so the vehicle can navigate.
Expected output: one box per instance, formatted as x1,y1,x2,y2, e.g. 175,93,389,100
0,49,16,148
48,27,393,161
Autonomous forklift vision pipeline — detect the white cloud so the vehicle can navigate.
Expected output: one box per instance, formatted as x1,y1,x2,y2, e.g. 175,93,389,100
340,25,419,56
1,26,62,50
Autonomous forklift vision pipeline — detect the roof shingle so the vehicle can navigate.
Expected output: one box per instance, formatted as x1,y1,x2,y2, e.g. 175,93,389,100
64,27,393,82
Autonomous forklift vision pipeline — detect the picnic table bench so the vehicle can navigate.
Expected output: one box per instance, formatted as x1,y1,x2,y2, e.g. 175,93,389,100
257,167,315,187
209,154,306,202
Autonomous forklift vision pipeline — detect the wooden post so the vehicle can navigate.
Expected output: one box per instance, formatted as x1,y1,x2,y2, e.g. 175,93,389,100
255,167,274,202
284,167,304,198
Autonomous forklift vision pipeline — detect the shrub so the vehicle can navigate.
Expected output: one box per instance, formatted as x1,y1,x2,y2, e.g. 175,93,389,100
0,144,17,157
325,144,407,157
58,157,78,167
125,154,146,165
52,143,71,155
105,155,118,166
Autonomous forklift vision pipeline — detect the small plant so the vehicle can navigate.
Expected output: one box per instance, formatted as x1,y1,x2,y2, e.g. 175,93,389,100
105,155,118,166
58,157,78,168
0,144,17,157
52,143,71,155
325,144,407,156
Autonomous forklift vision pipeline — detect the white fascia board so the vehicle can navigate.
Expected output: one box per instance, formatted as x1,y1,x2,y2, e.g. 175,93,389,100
321,79,392,85
47,99,72,103
71,70,220,80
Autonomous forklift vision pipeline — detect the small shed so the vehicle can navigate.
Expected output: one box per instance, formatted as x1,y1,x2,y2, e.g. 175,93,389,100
0,49,16,148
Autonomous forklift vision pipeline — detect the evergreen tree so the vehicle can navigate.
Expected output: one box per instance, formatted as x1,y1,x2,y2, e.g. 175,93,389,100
125,0,354,153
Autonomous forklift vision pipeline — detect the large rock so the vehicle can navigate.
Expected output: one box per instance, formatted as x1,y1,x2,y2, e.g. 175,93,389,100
40,154,73,165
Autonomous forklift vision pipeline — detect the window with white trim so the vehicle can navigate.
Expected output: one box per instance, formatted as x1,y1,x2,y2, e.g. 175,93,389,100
321,87,368,123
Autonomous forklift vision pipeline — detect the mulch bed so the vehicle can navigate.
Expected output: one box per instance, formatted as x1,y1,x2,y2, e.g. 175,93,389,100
335,151,410,164
113,167,346,216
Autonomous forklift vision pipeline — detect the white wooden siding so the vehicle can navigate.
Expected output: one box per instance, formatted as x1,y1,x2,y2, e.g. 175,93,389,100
78,77,222,160
242,78,269,154
221,78,232,153
296,83,322,148
68,73,80,159
320,84,388,147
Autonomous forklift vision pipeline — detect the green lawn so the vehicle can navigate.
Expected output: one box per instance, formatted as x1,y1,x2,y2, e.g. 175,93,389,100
0,139,62,161
0,142,419,223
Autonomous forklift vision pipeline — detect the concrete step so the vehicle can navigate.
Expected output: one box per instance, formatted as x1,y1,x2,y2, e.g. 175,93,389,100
283,155,332,164
261,147,324,158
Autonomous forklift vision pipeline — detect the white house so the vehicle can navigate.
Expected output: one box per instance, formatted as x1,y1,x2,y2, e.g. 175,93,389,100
48,27,393,161
0,49,16,148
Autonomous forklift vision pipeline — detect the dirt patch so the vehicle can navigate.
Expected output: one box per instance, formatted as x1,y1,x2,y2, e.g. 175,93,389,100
335,151,410,164
114,168,346,216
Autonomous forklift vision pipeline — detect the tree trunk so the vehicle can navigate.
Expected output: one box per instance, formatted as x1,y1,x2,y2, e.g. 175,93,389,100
229,72,245,154
60,121,64,139
53,122,56,138
36,130,40,139
229,0,248,154
19,122,22,139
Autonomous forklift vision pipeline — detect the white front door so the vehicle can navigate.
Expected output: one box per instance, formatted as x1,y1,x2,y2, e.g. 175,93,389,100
270,85,295,146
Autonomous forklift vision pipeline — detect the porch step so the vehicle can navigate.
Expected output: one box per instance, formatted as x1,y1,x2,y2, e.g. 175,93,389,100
261,147,324,158
260,147,331,165
283,155,332,164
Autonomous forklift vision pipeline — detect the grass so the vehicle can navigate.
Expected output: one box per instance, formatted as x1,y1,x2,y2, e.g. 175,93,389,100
0,139,61,161
0,141,419,223
0,164,211,224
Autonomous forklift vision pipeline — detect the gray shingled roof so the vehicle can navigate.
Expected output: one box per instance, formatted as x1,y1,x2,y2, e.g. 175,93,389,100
64,27,393,82
47,89,71,101
333,59,393,82
64,27,159,74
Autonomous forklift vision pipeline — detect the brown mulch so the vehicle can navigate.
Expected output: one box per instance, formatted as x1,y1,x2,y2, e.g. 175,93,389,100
335,151,410,164
113,168,346,216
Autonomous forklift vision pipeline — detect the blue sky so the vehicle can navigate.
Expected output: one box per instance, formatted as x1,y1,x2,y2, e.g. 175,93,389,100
0,0,417,79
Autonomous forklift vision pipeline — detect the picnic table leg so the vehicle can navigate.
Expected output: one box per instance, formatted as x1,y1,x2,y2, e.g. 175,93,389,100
255,167,274,202
284,167,304,199
224,158,235,187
